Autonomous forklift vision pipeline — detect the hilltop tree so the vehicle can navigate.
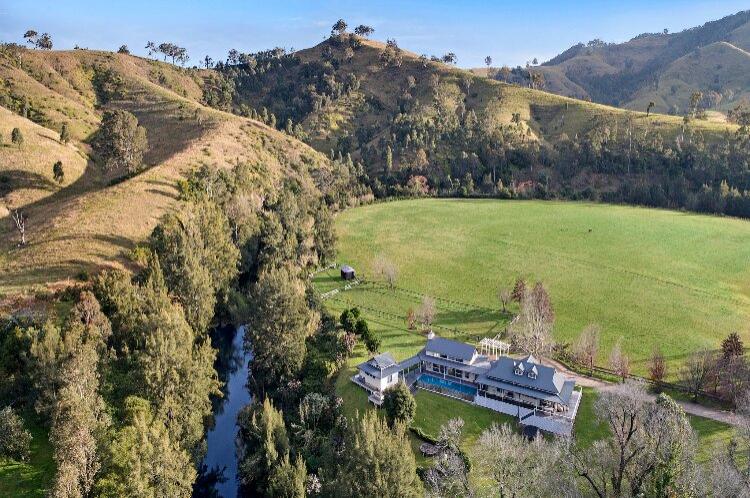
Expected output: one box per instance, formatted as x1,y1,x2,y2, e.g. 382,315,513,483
573,324,600,375
145,41,156,57
117,45,129,54
202,55,213,69
442,52,457,65
92,109,148,176
327,410,420,497
23,30,38,47
646,101,655,117
331,19,348,38
36,33,53,50
53,161,64,183
11,127,23,147
354,25,374,38
530,71,545,90
383,382,416,427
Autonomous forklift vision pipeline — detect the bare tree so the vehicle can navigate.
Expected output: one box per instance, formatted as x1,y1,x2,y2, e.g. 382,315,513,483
572,324,600,376
509,282,554,357
609,339,631,382
497,287,511,314
11,210,26,246
680,349,715,401
372,255,398,290
417,296,436,331
574,382,699,497
648,346,667,391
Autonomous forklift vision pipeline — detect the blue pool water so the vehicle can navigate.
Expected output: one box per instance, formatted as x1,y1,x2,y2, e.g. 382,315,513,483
419,373,477,396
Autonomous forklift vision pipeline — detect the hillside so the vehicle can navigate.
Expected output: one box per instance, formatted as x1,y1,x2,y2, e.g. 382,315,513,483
532,10,750,115
0,46,332,295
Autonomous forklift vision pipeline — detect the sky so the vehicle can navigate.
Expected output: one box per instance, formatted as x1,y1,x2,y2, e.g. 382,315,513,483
0,1,748,68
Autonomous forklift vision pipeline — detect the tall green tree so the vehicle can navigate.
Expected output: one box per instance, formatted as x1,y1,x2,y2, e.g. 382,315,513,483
326,411,420,497
92,109,148,177
383,382,416,427
246,266,316,397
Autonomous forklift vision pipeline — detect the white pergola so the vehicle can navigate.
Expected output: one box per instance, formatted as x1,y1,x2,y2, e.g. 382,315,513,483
478,336,510,358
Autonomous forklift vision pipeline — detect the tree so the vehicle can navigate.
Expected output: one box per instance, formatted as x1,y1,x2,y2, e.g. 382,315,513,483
649,346,667,391
354,25,374,38
511,277,526,302
11,127,23,147
0,406,31,461
574,383,698,497
327,411,420,497
680,349,715,401
372,255,398,290
95,396,195,497
442,52,457,65
476,423,575,497
53,160,64,183
11,210,26,246
646,101,655,117
36,33,53,50
509,282,554,357
364,334,381,355
722,332,744,359
425,418,471,496
23,30,38,47
246,266,316,397
92,109,148,176
59,123,70,144
484,55,493,74
416,296,436,330
268,455,307,498
117,45,130,54
572,324,600,375
530,71,545,90
609,338,631,382
497,287,511,313
202,55,213,69
145,41,156,57
237,398,292,495
383,382,416,427
331,19,348,37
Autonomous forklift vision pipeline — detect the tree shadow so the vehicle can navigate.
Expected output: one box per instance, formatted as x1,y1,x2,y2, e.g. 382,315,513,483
0,169,59,196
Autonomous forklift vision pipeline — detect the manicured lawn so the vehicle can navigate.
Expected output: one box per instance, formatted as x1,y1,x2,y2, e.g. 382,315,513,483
0,415,54,498
323,198,750,376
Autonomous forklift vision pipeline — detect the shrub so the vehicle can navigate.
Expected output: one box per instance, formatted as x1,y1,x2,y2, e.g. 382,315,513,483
383,382,416,427
0,406,32,461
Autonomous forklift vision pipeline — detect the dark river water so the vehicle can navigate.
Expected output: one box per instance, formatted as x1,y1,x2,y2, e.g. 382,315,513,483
198,326,251,498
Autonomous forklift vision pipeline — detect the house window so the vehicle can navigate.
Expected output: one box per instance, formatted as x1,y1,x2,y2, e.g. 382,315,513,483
514,368,523,376
528,372,537,380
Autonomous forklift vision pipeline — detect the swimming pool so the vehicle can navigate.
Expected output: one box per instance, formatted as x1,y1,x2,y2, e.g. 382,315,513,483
418,374,477,397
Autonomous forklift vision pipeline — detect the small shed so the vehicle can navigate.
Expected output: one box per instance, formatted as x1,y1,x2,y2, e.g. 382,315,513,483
341,265,356,281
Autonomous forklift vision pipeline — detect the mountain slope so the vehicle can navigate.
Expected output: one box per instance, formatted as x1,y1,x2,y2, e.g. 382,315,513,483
534,10,750,114
0,47,331,295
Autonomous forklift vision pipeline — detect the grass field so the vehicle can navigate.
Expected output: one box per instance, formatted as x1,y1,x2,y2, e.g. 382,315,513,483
0,415,54,498
321,198,750,376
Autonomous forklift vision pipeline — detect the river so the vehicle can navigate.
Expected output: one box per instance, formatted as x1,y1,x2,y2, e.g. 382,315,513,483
197,326,252,498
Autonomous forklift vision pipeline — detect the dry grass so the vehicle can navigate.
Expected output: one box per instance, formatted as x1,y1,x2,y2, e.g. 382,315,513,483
0,49,331,296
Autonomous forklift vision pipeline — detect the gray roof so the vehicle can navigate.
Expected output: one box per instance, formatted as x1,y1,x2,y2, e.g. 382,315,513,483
357,353,401,379
476,374,576,404
418,350,492,374
482,354,573,401
425,337,477,362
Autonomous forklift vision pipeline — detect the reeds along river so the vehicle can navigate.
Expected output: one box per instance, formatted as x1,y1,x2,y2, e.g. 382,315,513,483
197,326,251,498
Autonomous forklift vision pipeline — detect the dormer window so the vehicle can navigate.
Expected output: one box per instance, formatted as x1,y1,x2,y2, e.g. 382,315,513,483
514,363,525,376
528,371,537,380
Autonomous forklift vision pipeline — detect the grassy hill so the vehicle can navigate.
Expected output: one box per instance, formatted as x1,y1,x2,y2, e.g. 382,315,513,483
0,47,332,296
316,199,750,376
282,38,732,160
533,10,750,115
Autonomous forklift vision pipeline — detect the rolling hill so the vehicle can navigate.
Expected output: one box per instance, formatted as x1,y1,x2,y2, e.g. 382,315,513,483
533,9,750,115
0,46,332,296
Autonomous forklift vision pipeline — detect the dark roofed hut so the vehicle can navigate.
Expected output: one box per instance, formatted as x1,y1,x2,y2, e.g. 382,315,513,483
341,265,356,281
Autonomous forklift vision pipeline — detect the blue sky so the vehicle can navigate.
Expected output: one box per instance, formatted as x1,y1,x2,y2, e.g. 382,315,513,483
0,1,747,67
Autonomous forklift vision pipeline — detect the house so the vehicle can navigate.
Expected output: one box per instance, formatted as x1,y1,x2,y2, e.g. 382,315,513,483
341,265,356,280
350,335,581,435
